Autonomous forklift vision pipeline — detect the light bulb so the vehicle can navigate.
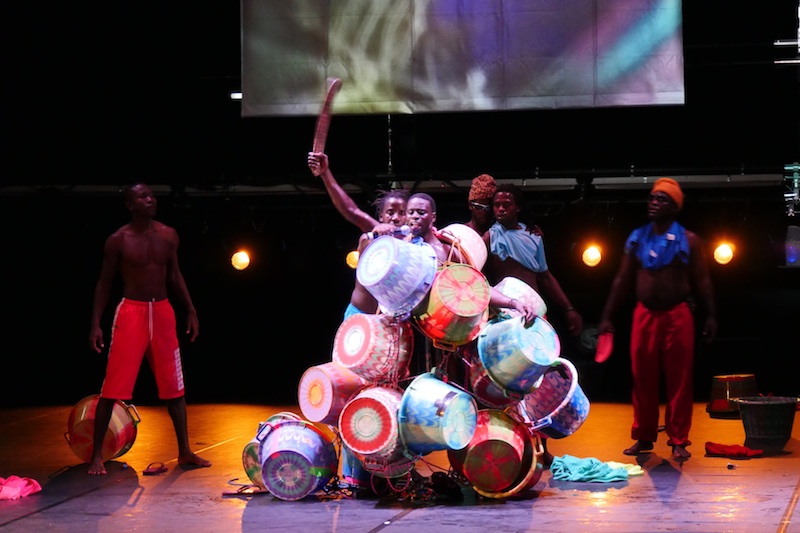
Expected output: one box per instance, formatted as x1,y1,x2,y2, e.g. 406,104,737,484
231,250,251,270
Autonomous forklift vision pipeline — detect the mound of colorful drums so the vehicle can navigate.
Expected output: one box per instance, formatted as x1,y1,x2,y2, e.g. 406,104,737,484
65,394,140,464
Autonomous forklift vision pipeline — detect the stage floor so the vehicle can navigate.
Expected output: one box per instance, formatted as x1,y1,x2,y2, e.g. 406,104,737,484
1,401,798,533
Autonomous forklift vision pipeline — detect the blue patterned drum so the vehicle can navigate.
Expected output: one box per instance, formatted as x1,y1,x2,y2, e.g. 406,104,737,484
356,236,437,317
259,419,337,501
398,372,478,456
517,357,590,439
493,277,547,318
477,316,560,395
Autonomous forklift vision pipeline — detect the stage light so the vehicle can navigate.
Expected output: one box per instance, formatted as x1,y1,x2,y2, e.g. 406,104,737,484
713,243,734,265
345,250,359,269
231,250,251,270
581,245,602,267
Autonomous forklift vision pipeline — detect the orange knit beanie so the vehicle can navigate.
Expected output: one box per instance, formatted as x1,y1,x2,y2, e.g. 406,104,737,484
651,178,684,210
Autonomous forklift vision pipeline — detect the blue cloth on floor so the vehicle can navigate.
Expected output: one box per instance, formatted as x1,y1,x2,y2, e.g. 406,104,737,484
550,454,630,482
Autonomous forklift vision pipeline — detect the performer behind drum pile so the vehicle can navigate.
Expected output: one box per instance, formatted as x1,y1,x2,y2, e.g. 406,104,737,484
597,178,717,461
481,183,584,467
308,151,409,317
87,183,211,475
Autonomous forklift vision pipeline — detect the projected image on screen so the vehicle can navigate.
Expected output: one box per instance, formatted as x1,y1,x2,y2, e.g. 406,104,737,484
241,0,684,117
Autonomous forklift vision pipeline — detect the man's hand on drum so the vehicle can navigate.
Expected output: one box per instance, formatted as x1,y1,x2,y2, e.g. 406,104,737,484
512,300,538,324
367,223,398,238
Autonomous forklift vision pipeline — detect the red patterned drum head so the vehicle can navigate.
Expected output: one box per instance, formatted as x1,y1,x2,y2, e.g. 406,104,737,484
332,314,413,382
298,362,367,425
338,387,402,457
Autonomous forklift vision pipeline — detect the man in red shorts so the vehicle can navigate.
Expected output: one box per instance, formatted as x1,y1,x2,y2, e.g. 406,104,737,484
87,183,211,475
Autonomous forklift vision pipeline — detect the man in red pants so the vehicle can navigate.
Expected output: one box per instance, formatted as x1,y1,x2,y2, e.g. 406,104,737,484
598,178,717,460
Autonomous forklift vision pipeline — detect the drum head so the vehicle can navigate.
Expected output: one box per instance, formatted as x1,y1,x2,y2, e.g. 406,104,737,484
440,224,488,270
339,387,402,456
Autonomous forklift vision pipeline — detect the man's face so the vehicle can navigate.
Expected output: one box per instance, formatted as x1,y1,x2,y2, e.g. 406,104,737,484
379,197,407,227
127,185,157,217
469,197,493,224
647,192,677,221
406,197,435,235
492,191,519,226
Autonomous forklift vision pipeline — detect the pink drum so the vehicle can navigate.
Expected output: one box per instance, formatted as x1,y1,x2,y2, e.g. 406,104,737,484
332,313,413,382
298,362,367,425
439,223,487,270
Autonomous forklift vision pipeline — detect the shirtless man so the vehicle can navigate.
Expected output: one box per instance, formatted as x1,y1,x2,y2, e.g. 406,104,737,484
87,183,211,475
598,178,716,460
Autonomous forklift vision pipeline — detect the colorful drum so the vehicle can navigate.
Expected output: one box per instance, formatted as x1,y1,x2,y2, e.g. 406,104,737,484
493,277,547,318
439,223,488,270
356,236,437,317
413,263,490,350
477,316,560,395
65,394,140,464
472,431,545,499
259,419,338,501
339,386,416,479
398,372,478,456
464,345,523,409
332,314,413,382
447,409,530,493
243,411,302,490
298,362,367,424
518,358,590,439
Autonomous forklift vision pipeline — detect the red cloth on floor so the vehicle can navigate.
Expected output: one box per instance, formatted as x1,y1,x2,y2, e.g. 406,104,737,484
705,442,763,458
0,476,42,500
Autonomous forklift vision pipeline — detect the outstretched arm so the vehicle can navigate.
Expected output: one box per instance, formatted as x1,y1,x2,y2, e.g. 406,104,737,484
537,269,583,336
308,151,378,232
598,253,636,334
687,231,717,342
166,229,199,342
89,235,121,353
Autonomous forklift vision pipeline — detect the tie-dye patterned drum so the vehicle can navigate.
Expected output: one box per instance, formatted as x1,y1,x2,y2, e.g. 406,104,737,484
332,314,413,382
298,362,367,425
413,263,490,350
259,418,337,501
398,372,478,456
517,357,590,439
477,316,561,395
242,411,302,490
463,344,523,409
356,236,437,317
492,276,548,318
65,394,140,464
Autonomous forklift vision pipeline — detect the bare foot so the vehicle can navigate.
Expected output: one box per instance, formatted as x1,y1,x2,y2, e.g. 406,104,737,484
88,458,107,475
178,453,212,468
672,445,691,460
623,440,654,456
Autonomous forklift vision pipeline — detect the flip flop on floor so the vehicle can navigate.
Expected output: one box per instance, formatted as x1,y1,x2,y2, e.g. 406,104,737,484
143,462,168,476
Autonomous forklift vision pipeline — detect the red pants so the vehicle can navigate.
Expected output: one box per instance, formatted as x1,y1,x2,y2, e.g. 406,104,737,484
100,298,185,401
629,301,694,446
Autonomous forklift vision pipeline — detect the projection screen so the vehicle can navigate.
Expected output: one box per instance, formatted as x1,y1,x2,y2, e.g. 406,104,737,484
241,0,684,117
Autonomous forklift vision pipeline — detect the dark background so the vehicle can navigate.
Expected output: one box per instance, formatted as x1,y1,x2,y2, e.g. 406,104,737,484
2,2,798,408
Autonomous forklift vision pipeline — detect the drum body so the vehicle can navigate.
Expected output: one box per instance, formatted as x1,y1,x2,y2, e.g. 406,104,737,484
298,362,367,424
338,386,415,479
518,358,590,439
493,277,547,318
447,409,531,493
413,264,490,350
477,316,560,395
65,394,140,464
332,314,413,382
464,345,521,409
398,372,478,456
439,223,488,270
356,236,437,317
259,419,337,501
243,411,302,490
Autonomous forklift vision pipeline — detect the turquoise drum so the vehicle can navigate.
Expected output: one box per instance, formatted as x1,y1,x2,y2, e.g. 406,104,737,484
356,236,437,317
398,372,478,456
477,316,561,395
